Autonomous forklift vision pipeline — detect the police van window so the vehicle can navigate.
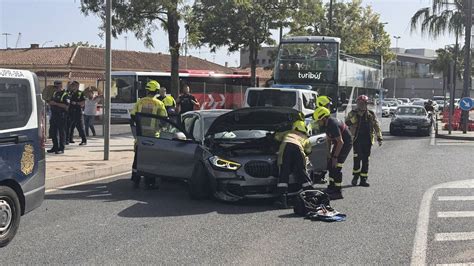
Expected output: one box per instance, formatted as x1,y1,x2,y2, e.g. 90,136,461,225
302,92,316,109
111,75,135,103
0,78,32,131
247,90,296,107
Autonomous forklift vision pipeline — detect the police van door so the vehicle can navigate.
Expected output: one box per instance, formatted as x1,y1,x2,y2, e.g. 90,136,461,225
135,113,198,179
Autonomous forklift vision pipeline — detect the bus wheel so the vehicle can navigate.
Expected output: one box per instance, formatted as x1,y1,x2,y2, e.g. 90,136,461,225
0,186,21,247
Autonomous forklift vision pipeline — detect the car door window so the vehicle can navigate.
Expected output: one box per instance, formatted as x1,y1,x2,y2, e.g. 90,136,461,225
182,115,197,135
136,114,187,140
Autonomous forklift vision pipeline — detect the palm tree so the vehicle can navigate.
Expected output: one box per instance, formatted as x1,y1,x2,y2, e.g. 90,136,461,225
410,0,465,96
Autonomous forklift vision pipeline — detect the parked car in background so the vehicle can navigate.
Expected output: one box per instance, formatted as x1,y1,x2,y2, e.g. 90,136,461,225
434,100,445,111
390,106,432,136
411,98,424,103
381,102,391,117
384,98,397,103
383,101,399,116
398,98,411,105
411,100,425,107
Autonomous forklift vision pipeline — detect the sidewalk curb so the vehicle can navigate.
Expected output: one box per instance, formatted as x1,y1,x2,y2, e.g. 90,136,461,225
435,133,474,141
46,163,130,189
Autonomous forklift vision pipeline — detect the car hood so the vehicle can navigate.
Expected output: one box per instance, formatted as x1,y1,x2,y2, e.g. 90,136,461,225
205,107,301,136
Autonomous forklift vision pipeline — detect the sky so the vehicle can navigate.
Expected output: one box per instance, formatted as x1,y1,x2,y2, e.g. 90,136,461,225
0,0,457,68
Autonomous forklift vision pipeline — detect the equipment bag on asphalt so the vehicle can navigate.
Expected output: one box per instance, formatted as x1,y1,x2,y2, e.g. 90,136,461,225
293,190,346,222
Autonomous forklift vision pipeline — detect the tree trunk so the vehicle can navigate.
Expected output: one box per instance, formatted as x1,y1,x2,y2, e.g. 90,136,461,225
167,6,180,99
249,42,258,87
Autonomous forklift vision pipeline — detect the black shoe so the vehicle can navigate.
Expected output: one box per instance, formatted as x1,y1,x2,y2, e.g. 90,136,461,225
69,140,75,144
274,194,289,209
323,187,343,200
65,142,69,145
359,178,370,187
47,149,57,153
55,150,64,154
351,175,359,186
79,141,87,146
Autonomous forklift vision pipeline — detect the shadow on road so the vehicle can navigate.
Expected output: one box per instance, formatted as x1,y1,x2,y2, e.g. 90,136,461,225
45,178,279,218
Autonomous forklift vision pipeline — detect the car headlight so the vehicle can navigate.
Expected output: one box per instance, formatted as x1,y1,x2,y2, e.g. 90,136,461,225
209,156,241,171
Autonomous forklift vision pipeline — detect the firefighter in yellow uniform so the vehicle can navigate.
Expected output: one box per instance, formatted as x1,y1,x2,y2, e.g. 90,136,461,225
274,120,314,208
157,86,177,123
130,80,168,189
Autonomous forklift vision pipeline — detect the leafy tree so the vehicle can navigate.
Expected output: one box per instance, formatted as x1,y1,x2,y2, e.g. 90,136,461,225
56,41,103,48
187,0,294,86
289,0,393,60
80,0,182,97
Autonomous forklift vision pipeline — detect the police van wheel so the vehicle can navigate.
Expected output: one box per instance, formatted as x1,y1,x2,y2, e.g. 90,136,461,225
189,162,210,200
0,186,21,247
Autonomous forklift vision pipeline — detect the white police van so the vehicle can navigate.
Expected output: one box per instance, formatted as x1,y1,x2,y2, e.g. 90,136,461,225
0,68,46,247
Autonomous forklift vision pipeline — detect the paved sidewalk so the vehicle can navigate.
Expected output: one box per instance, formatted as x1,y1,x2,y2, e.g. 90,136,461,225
45,134,134,189
435,121,474,140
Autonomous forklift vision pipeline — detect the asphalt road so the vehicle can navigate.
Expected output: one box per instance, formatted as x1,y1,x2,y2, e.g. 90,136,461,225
3,121,473,264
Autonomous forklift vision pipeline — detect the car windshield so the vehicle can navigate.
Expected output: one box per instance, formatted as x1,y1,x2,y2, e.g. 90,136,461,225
412,101,425,106
203,117,269,140
397,107,426,116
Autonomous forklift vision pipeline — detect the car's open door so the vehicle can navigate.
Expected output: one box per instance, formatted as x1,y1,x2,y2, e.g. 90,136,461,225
307,120,328,172
135,113,199,180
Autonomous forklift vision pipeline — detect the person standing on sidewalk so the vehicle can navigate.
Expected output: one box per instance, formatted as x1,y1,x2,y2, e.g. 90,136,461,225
84,87,102,137
47,80,70,154
345,95,383,187
130,80,167,189
177,85,200,115
313,106,352,200
68,81,87,145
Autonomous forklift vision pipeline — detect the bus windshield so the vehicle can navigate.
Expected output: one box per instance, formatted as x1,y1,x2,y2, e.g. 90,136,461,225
274,42,338,85
111,75,135,103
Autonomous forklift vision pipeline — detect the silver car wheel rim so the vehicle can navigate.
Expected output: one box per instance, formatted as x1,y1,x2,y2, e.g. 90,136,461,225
0,199,12,235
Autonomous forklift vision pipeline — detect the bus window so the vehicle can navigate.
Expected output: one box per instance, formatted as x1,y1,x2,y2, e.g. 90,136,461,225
111,75,135,103
247,89,296,108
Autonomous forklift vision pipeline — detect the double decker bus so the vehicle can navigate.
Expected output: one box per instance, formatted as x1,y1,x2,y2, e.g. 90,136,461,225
110,70,253,119
273,36,383,117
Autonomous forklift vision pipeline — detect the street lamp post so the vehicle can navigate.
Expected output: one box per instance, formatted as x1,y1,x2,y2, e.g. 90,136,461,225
41,40,53,47
1,33,12,48
393,36,401,98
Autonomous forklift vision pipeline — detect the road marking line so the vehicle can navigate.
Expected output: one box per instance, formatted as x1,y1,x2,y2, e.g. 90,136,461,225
437,263,474,266
437,211,474,218
45,171,131,194
435,232,474,242
439,196,474,201
411,179,474,266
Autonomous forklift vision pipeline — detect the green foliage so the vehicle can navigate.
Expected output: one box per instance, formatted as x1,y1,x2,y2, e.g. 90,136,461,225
80,0,182,97
288,0,393,60
56,41,103,48
410,0,464,39
187,0,295,85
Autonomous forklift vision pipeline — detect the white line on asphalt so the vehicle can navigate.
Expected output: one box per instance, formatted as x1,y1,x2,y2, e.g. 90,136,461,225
438,196,474,201
437,211,474,218
411,179,474,266
435,232,474,242
45,171,131,194
436,263,474,266
431,130,436,145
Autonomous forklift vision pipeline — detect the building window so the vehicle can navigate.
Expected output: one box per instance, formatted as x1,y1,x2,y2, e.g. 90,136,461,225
262,59,266,65
256,59,260,64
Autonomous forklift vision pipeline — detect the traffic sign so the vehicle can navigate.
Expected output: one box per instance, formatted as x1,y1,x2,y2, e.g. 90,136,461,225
459,97,473,111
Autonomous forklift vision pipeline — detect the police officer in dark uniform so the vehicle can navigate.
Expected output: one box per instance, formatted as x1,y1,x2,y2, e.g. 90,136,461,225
47,80,70,154
68,81,87,145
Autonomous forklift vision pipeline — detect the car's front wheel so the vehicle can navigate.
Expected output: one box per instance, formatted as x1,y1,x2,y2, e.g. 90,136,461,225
0,186,21,248
188,162,211,200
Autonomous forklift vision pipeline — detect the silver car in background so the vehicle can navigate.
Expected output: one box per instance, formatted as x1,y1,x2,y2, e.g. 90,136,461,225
134,107,328,202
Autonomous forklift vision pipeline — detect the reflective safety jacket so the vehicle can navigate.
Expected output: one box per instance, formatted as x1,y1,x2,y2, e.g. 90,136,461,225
130,96,167,135
157,95,176,108
275,130,312,167
345,109,382,144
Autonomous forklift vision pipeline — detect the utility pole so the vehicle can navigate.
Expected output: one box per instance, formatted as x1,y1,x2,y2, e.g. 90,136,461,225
329,0,334,34
104,0,112,160
461,0,473,134
124,36,128,51
2,33,12,48
393,36,401,98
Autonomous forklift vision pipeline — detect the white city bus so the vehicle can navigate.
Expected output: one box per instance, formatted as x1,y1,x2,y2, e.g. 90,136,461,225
110,70,253,120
